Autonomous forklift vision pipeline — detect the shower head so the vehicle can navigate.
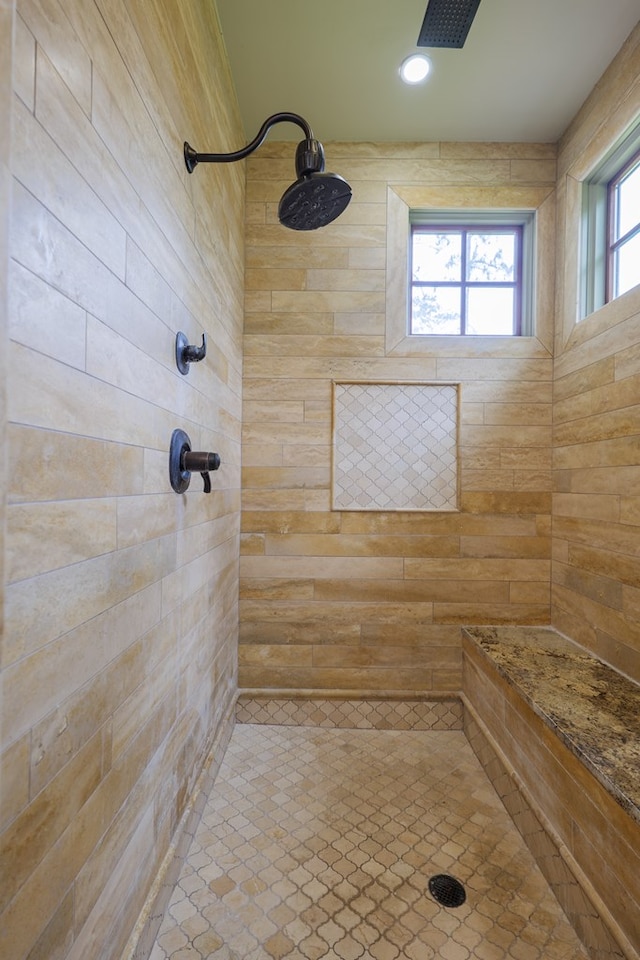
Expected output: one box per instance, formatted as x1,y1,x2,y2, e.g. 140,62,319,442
278,137,351,231
184,112,352,231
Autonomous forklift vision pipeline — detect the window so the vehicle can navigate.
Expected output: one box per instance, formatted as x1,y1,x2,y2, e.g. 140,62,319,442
607,149,640,301
409,212,534,337
385,186,553,356
582,121,640,318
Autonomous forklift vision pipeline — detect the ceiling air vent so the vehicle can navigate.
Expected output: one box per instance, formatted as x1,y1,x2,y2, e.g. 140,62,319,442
417,0,482,48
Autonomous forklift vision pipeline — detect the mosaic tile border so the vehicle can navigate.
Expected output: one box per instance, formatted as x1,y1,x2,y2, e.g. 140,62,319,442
236,696,463,730
464,701,627,960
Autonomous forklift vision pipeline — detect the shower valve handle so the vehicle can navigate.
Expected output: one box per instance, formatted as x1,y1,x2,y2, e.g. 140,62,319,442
169,429,220,494
176,332,207,375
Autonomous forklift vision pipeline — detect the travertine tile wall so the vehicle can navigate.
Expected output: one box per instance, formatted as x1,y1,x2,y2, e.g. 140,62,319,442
553,22,640,684
240,142,557,693
0,2,244,959
0,0,12,676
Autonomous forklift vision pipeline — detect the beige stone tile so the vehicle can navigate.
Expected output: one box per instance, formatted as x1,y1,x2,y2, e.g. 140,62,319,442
9,259,87,369
0,729,103,914
21,0,92,115
333,312,386,335
24,889,74,960
246,222,386,248
30,610,177,795
435,602,549,624
282,444,331,467
461,491,551,514
460,535,550,559
239,598,433,625
245,312,335,335
404,557,549,581
116,494,184,550
240,577,313,600
4,538,167,668
3,579,162,739
8,338,174,450
509,159,557,181
245,268,306,291
241,465,329,490
7,498,117,582
13,13,35,110
241,510,341,534
264,533,459,558
246,245,348,269
306,269,385,292
0,734,30,833
440,142,557,160
240,621,361,646
552,492,620,522
243,401,305,422
241,555,404,581
13,95,127,276
242,444,284,467
509,581,550,604
239,645,313,668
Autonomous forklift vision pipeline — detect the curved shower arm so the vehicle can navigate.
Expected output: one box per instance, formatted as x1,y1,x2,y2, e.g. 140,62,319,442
184,112,314,172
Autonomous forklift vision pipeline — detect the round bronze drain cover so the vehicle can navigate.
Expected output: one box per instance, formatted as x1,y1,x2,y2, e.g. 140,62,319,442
428,873,467,907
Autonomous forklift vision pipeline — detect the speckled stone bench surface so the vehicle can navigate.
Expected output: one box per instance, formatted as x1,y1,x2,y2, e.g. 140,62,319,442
462,626,640,826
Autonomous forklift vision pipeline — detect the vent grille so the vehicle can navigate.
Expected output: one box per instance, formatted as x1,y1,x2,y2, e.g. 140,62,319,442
417,0,482,48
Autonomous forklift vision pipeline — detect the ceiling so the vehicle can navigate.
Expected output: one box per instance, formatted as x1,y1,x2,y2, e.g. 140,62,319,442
215,0,640,144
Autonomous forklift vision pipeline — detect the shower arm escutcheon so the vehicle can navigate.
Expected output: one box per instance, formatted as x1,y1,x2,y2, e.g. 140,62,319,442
169,428,220,494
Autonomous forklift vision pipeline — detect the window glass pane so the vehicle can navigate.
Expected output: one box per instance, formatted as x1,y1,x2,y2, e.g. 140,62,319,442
412,232,461,281
466,287,515,335
412,286,460,335
616,160,640,239
467,233,515,282
612,231,640,298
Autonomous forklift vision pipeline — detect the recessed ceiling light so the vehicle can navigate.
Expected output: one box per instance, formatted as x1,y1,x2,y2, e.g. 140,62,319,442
399,54,431,85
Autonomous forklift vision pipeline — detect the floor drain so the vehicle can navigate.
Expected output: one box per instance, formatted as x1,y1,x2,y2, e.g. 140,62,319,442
428,874,467,907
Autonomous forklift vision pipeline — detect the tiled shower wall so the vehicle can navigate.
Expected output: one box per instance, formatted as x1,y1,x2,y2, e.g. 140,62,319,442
0,2,244,959
240,142,557,694
0,0,11,679
552,22,640,685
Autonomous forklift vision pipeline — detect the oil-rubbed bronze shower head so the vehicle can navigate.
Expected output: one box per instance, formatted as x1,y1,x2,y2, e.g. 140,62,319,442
184,111,351,231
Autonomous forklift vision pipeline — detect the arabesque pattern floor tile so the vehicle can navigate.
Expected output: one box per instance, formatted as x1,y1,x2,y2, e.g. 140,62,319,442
149,725,588,960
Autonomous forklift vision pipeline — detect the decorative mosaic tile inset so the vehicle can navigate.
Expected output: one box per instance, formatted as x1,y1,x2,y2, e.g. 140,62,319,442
332,382,458,511
149,725,589,960
236,697,463,730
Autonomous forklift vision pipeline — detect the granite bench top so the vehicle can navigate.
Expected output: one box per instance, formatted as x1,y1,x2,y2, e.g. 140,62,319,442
462,626,640,826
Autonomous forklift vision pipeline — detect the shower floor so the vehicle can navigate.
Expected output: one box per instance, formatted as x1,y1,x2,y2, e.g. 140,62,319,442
149,724,588,960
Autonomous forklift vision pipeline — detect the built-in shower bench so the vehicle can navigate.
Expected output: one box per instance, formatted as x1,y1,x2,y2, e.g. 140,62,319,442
462,625,640,960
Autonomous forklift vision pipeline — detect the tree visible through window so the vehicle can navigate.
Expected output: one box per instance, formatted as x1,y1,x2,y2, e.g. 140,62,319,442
410,225,522,335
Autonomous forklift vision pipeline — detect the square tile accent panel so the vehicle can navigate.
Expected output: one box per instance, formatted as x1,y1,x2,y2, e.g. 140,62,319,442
332,382,459,511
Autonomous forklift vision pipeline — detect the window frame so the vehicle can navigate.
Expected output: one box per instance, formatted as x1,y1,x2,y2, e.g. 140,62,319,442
410,221,525,336
581,119,640,319
408,210,535,338
384,184,555,358
606,146,640,303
